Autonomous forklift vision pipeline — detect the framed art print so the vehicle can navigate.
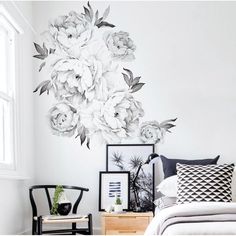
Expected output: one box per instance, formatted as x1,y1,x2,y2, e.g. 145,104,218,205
106,144,155,211
99,171,130,211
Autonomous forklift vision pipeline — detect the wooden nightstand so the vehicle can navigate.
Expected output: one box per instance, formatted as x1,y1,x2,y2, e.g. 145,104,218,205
101,212,153,235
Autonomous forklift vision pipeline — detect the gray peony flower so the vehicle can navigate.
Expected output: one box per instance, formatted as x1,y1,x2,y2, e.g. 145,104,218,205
139,119,177,144
104,31,136,61
49,102,79,137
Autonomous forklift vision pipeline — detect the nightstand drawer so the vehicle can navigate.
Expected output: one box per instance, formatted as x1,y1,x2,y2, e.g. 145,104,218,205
101,212,153,235
105,216,149,231
106,230,145,235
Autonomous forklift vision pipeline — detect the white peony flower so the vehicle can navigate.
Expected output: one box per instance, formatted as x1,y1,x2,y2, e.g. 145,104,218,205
104,31,136,61
48,102,79,137
139,119,176,144
47,11,94,56
139,121,165,144
51,42,116,103
79,91,144,143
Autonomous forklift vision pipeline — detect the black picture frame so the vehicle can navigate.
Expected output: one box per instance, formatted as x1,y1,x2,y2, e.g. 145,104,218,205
106,144,155,212
99,171,130,211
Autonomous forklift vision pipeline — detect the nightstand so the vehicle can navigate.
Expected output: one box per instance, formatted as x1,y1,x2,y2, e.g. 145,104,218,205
101,212,153,235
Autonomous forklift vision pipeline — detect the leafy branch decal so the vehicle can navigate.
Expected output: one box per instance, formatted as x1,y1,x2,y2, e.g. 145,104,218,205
83,2,115,28
33,80,52,95
33,43,55,72
159,118,177,133
75,125,90,149
122,68,145,93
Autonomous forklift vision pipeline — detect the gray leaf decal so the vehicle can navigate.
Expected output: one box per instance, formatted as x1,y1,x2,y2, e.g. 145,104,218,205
33,80,50,93
95,10,99,21
33,55,47,60
80,130,86,145
123,68,133,81
34,43,45,55
40,82,49,95
39,62,46,72
132,76,141,86
96,21,115,28
131,83,145,93
103,6,110,20
122,73,131,86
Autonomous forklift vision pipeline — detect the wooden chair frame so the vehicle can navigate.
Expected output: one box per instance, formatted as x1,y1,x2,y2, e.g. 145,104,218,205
29,185,93,235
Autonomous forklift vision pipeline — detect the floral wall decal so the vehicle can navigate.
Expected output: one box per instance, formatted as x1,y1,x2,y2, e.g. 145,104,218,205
139,118,177,144
33,2,176,148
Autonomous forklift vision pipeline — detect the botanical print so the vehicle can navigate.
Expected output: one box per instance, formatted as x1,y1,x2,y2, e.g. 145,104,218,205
33,2,176,148
107,144,154,211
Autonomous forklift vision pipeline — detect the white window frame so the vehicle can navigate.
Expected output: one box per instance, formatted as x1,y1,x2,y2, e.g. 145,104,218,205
0,5,23,172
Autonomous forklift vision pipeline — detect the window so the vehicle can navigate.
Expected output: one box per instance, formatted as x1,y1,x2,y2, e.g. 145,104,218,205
0,7,21,171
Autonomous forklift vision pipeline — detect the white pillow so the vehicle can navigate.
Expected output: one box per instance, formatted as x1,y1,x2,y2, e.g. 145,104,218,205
156,175,177,197
232,168,236,201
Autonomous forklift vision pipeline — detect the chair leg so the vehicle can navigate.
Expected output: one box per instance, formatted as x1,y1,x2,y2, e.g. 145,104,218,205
72,222,76,235
88,214,93,235
32,219,37,235
38,216,42,235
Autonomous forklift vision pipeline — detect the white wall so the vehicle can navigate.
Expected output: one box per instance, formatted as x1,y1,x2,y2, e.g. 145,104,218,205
32,1,236,233
0,1,34,234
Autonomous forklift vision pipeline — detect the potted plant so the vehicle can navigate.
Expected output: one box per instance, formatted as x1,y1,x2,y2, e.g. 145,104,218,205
114,195,123,213
50,185,72,216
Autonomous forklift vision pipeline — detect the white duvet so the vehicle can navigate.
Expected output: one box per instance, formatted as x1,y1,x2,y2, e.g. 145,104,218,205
145,202,236,235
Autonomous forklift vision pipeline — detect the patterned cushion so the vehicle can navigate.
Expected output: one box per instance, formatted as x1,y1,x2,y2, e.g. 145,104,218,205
176,163,235,204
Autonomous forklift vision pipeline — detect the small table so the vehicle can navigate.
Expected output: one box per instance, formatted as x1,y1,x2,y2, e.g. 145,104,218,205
101,211,153,235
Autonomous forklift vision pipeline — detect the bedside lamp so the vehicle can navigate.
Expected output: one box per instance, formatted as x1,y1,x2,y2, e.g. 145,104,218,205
132,153,159,212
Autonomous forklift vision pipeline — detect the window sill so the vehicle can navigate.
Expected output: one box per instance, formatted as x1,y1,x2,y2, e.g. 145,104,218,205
0,175,30,180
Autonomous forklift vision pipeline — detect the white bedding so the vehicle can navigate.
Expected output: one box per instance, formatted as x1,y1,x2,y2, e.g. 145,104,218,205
145,202,236,235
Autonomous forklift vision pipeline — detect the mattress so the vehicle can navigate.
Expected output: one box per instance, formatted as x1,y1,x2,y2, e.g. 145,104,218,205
145,202,236,235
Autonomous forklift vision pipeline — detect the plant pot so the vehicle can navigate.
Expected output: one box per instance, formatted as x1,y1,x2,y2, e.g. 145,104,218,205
114,204,123,213
57,202,72,216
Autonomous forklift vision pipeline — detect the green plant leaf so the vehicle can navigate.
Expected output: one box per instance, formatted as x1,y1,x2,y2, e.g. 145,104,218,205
50,185,64,215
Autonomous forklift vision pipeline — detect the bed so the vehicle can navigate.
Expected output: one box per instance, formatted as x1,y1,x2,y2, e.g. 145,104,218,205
145,156,236,235
145,202,236,235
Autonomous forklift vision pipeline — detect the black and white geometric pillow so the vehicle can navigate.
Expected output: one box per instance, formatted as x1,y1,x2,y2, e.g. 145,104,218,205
176,163,235,204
